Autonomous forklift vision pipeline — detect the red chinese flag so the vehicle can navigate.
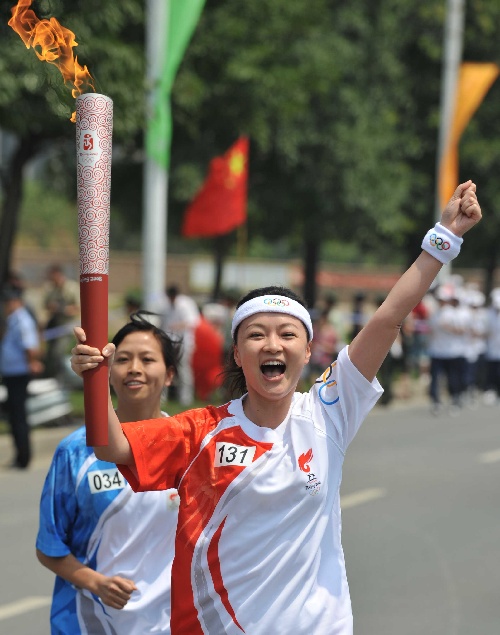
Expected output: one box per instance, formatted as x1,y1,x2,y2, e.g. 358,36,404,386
182,136,249,237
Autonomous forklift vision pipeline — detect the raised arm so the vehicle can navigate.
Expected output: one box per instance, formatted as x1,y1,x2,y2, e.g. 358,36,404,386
71,327,134,465
349,181,482,381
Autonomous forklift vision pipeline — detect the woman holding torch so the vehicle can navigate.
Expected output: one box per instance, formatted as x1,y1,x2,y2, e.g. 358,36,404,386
71,183,480,634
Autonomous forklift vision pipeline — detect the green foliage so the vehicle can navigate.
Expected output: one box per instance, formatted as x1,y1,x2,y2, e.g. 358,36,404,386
0,0,145,140
19,179,77,248
1,0,500,275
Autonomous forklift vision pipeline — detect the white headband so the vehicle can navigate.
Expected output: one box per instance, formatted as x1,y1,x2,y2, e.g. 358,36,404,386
231,295,313,341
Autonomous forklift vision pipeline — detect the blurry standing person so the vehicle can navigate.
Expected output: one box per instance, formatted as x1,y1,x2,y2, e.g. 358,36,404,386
324,293,348,352
0,286,43,469
43,264,80,379
427,287,467,414
348,291,368,342
309,307,338,380
36,312,181,634
463,290,488,404
192,304,225,401
124,293,142,318
484,288,500,404
160,285,200,406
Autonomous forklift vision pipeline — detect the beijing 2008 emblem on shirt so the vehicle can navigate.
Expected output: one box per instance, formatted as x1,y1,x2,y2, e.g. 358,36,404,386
298,449,322,496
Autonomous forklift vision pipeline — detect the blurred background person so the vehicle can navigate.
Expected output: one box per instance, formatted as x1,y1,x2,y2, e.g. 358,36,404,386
462,288,488,406
407,298,431,381
36,312,181,634
160,285,200,406
124,293,142,316
427,286,468,414
348,291,369,342
483,288,500,405
324,293,348,353
308,307,338,382
192,302,226,402
43,264,80,380
0,285,43,469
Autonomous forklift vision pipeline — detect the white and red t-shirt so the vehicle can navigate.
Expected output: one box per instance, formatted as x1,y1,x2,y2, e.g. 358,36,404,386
119,346,382,635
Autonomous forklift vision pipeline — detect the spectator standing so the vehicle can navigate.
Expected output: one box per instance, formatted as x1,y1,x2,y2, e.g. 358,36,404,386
427,286,468,414
160,285,200,406
309,308,338,380
324,294,348,352
348,291,369,342
43,264,80,379
484,288,500,404
192,303,226,401
0,286,43,469
124,293,142,317
36,313,181,633
407,299,430,378
463,289,488,404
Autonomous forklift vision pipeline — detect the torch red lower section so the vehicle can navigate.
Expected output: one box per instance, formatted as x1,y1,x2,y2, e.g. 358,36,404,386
80,274,109,446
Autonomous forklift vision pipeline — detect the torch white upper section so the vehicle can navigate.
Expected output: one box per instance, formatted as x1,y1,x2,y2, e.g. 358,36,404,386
76,94,113,275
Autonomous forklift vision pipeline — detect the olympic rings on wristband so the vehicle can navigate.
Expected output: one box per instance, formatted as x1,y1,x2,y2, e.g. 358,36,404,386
421,223,462,265
429,233,451,251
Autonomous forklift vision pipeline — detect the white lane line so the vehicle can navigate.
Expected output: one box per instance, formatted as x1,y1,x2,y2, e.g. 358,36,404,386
479,449,500,464
341,487,387,510
0,596,51,621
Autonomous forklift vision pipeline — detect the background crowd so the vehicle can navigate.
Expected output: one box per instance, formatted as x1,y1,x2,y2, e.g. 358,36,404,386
1,263,500,470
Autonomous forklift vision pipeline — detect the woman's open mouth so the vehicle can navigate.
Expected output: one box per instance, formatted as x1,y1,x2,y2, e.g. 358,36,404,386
261,360,286,378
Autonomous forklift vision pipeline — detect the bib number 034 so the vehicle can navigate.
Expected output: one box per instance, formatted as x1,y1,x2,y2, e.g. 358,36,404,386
215,442,256,467
88,469,125,494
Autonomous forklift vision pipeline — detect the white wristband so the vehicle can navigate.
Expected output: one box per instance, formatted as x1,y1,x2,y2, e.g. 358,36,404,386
421,222,463,264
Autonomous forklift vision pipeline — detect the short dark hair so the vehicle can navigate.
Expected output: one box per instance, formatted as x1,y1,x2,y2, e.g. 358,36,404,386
1,285,23,302
112,311,182,375
221,286,306,398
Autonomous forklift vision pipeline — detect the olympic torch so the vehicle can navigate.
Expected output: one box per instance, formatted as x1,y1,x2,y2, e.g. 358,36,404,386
76,94,113,446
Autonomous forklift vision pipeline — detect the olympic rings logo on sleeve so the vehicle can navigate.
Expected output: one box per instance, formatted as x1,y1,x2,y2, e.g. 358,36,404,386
316,362,340,406
429,233,451,251
263,297,290,307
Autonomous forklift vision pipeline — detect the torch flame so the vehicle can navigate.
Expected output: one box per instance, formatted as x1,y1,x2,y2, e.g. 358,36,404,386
8,0,95,121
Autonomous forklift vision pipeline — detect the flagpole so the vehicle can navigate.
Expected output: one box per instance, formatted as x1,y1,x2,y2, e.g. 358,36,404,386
143,0,169,311
434,0,465,283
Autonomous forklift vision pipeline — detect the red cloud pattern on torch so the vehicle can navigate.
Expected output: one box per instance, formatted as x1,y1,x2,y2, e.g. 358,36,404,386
76,94,113,275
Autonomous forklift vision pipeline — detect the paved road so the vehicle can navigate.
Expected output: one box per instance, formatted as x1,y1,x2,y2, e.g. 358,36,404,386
0,401,499,634
342,401,500,635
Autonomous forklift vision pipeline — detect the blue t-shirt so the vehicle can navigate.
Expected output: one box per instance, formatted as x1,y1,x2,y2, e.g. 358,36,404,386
36,426,179,634
0,306,39,376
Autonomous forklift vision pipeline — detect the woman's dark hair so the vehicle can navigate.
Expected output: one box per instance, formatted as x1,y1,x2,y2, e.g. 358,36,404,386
112,310,182,376
220,286,307,398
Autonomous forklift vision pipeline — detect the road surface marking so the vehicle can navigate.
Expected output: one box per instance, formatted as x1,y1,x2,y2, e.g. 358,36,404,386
341,487,386,509
0,596,51,621
479,449,500,464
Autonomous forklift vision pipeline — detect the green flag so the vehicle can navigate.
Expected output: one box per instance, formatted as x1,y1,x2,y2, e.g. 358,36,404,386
147,0,205,169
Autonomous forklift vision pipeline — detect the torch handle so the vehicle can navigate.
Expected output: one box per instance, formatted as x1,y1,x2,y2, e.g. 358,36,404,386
80,275,109,446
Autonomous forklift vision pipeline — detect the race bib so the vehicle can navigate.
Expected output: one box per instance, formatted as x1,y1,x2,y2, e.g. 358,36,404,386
215,442,256,467
88,468,125,494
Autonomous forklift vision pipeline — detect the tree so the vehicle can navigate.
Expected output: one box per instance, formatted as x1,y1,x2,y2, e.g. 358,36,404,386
0,0,145,286
2,0,500,301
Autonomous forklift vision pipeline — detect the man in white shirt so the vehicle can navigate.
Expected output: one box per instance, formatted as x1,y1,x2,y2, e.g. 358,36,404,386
160,285,200,405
